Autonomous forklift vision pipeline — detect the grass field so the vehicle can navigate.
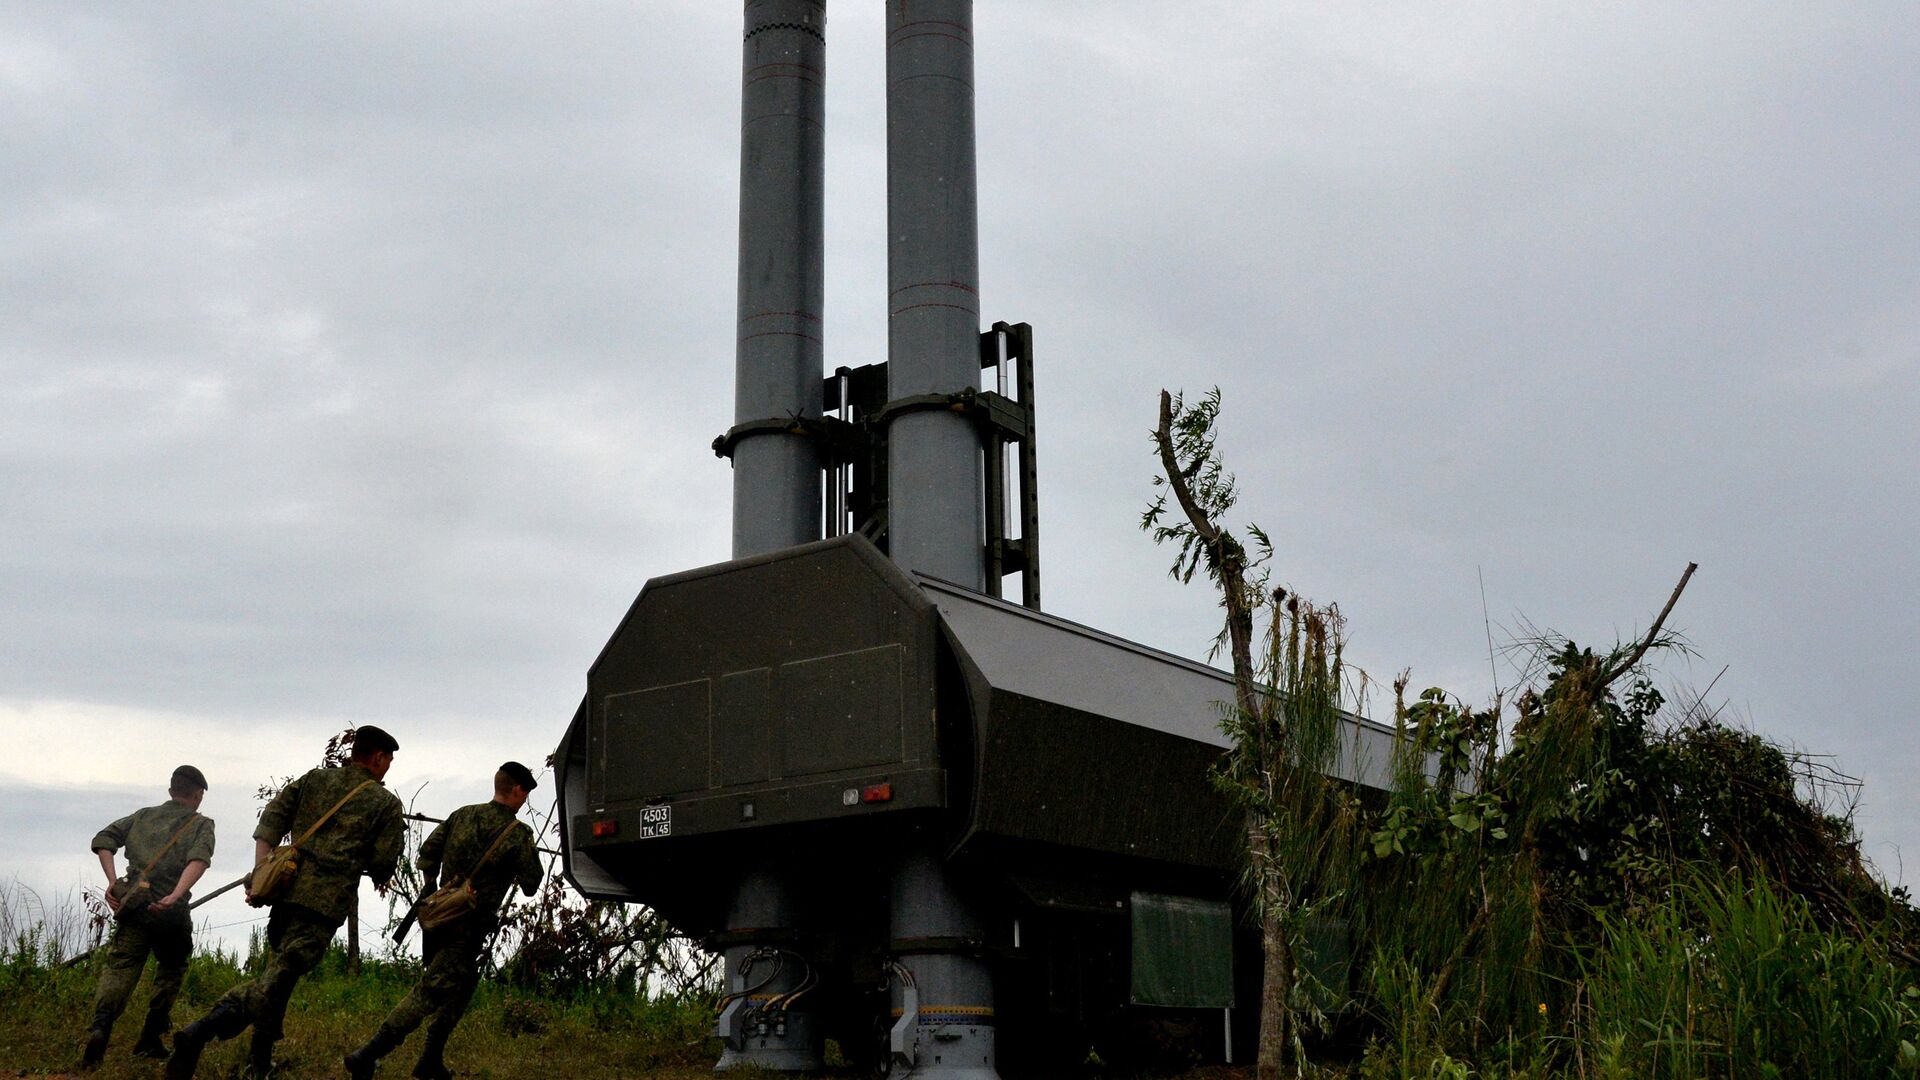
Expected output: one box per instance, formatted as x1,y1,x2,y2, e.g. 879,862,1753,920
0,942,1257,1079
8,901,1916,1078
2,945,742,1079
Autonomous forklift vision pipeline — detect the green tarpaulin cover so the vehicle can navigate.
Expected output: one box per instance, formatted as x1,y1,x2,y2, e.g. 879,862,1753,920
1130,891,1233,1008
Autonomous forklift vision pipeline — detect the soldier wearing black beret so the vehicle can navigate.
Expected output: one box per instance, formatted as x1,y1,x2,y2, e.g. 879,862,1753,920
169,727,405,1078
347,762,543,1079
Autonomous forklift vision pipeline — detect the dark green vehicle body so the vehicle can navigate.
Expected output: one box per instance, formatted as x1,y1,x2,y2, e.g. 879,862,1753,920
555,534,1397,1058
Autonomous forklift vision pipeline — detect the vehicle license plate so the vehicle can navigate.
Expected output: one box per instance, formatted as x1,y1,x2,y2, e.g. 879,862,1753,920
639,805,672,839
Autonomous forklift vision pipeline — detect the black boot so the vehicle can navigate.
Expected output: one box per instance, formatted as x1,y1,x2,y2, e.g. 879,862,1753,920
78,1016,111,1070
245,1030,277,1078
165,1002,244,1080
131,1008,172,1059
411,1026,452,1080
344,1026,405,1080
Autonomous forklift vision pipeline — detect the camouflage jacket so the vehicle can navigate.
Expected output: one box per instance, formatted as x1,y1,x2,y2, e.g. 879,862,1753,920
254,763,405,923
419,800,541,916
91,800,216,904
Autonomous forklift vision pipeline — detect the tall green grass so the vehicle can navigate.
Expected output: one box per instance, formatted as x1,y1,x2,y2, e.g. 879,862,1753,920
1583,873,1920,1079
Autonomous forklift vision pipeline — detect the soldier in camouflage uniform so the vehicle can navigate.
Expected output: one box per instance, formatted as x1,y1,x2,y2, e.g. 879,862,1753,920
80,765,215,1070
167,726,405,1080
346,761,543,1080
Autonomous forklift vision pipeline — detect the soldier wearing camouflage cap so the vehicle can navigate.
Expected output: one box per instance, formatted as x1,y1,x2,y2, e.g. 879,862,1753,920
167,727,405,1079
79,765,215,1069
346,761,543,1080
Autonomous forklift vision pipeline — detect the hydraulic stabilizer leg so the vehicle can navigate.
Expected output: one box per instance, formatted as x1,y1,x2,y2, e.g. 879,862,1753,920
888,848,998,1080
715,869,822,1072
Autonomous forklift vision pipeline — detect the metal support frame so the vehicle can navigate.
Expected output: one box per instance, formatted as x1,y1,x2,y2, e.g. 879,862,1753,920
978,321,1039,609
781,321,1040,609
713,415,864,464
821,362,891,545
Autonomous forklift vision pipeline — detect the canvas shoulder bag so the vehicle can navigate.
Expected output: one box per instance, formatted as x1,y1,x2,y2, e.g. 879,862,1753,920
108,812,201,921
247,779,375,908
416,819,524,932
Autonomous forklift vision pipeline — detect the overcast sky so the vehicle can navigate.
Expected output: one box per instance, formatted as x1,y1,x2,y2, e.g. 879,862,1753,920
4,2,1916,954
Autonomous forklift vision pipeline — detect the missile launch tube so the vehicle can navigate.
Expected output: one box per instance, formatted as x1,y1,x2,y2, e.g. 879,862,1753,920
886,0,985,589
732,0,826,558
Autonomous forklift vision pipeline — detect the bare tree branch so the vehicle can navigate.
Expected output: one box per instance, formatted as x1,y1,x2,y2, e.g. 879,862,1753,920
1602,561,1698,686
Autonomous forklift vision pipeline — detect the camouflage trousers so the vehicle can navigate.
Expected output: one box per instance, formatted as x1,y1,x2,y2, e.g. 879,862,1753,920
91,910,192,1032
211,903,339,1043
372,920,488,1047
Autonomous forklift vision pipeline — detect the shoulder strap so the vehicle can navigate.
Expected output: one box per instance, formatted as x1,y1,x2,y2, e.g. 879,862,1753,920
292,779,376,848
462,819,526,882
135,812,202,883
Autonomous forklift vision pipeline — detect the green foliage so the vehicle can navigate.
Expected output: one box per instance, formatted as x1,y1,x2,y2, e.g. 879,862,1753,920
1355,637,1920,1072
1145,385,1919,1077
1144,388,1274,666
1215,595,1368,1054
1142,388,1259,585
